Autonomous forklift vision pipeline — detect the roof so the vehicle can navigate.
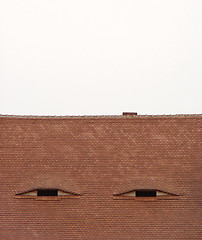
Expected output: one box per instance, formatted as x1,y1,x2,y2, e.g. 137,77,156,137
0,114,201,239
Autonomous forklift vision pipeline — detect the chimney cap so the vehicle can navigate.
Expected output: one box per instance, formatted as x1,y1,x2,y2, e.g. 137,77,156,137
122,112,137,116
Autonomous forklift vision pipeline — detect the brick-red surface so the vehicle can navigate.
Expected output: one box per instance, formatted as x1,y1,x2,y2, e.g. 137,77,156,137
0,115,201,239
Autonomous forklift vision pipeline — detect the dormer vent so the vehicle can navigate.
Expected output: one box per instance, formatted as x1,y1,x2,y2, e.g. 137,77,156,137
37,189,58,196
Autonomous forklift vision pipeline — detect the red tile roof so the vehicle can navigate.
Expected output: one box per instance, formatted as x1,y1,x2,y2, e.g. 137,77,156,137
0,114,201,239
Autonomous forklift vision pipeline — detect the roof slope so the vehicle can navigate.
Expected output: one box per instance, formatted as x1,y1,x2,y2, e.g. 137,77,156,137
0,115,201,239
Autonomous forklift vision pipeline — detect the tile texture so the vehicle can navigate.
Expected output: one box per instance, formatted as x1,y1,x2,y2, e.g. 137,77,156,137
0,115,201,239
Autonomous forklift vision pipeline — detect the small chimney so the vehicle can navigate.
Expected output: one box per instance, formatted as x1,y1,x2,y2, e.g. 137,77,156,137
122,112,137,116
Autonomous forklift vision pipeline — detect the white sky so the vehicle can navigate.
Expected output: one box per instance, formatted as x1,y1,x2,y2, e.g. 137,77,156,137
0,0,201,116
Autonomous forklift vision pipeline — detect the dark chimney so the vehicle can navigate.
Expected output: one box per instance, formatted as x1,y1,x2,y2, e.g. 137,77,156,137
122,112,137,116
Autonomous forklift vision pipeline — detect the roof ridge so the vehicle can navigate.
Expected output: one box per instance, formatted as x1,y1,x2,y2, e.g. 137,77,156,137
0,114,201,119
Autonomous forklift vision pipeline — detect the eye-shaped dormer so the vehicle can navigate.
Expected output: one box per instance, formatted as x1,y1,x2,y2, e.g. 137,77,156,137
16,189,80,200
115,189,178,199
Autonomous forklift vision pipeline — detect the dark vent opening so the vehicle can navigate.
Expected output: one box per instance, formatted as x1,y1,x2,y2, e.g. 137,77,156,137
136,190,156,197
37,189,58,196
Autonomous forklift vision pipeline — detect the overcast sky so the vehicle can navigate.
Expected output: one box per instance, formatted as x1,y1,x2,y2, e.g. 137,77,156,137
0,0,201,116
